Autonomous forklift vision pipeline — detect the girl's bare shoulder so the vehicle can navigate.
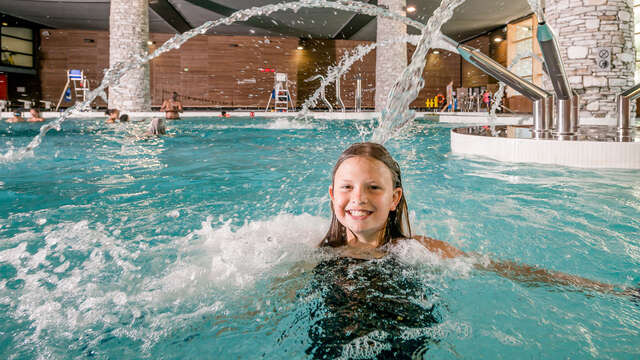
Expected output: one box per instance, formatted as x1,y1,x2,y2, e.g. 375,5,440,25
403,235,466,259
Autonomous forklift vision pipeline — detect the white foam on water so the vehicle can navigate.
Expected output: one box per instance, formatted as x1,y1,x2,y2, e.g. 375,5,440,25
151,213,328,295
208,119,317,130
265,117,315,129
0,213,330,353
0,146,34,163
387,237,476,280
338,330,391,360
0,221,141,353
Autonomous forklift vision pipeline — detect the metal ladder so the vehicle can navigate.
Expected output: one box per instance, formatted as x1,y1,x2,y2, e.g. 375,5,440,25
274,86,290,112
265,72,293,112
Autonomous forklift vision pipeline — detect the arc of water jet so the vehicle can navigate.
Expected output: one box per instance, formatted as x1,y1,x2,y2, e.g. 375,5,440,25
371,0,466,144
296,35,422,119
6,0,430,161
489,51,549,127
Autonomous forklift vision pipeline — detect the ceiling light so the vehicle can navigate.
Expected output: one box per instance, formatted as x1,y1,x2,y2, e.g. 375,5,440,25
297,46,303,50
1,22,8,26
494,37,503,42
433,50,440,54
184,68,189,72
147,41,153,45
406,5,416,13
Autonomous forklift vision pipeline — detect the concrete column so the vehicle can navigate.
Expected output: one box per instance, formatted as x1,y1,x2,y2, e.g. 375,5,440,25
375,0,407,112
544,0,634,120
108,0,151,112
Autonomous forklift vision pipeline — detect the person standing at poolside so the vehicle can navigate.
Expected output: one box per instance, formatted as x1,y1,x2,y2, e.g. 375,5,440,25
6,111,24,123
482,90,491,111
160,92,183,119
27,108,44,122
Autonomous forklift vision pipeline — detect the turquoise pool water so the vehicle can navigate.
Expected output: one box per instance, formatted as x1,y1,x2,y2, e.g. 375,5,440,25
1,116,639,358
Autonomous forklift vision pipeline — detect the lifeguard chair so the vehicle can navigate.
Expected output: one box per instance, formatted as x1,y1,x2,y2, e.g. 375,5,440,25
265,72,293,112
56,70,91,111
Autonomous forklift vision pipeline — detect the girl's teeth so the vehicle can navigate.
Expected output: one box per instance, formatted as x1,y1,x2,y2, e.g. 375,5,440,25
350,210,368,216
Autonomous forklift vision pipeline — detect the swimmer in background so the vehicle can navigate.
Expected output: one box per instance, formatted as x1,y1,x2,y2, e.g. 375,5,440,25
119,114,129,123
160,92,183,119
146,117,165,136
321,142,636,296
5,111,24,123
27,108,45,122
220,111,230,118
105,109,120,123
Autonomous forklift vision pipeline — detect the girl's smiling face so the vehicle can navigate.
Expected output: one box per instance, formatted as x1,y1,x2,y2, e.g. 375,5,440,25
329,156,402,246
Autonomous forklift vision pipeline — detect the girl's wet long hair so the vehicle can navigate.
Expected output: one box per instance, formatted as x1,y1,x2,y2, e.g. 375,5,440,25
320,142,411,247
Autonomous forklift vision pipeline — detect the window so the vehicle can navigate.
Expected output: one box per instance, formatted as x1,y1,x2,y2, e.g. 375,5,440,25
0,27,34,68
506,15,544,97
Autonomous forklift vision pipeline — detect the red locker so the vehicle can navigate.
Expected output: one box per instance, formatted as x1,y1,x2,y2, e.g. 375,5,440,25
0,74,7,100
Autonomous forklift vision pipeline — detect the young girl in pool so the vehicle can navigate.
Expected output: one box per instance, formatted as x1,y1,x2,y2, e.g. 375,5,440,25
321,142,637,296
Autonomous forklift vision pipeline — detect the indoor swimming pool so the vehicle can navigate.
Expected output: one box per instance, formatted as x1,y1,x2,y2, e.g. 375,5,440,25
1,116,639,358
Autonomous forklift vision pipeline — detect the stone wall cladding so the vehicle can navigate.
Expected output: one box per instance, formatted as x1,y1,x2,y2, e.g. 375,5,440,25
108,0,151,112
545,0,634,119
375,0,407,111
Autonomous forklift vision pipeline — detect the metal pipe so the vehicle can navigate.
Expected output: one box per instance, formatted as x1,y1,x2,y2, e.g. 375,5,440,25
336,75,345,112
355,74,362,112
545,95,554,131
537,23,573,100
453,40,551,134
305,75,333,112
532,99,545,134
617,83,640,141
456,44,549,101
555,98,573,138
570,94,579,133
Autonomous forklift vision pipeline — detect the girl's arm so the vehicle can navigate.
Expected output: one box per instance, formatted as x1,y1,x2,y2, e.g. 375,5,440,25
476,258,622,295
415,235,627,296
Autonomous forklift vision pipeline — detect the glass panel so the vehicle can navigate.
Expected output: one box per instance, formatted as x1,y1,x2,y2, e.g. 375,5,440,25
636,61,640,83
514,21,532,41
1,27,32,40
636,35,640,61
1,52,32,67
635,6,640,33
514,38,533,56
512,57,532,77
1,36,33,54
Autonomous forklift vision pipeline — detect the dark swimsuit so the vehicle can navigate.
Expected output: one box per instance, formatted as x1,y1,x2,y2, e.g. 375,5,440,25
303,256,442,359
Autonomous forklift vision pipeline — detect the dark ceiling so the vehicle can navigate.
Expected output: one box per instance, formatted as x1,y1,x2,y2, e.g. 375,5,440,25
0,0,533,41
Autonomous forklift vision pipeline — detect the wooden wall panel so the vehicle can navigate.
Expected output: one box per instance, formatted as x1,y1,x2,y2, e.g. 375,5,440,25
296,39,460,110
39,30,109,107
418,48,461,108
462,35,491,88
39,30,298,109
38,29,519,112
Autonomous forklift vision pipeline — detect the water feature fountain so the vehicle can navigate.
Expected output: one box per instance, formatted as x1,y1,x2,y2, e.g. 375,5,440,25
447,11,640,169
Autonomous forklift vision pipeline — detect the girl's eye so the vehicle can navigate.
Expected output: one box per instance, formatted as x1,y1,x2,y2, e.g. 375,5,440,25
341,185,352,190
370,185,380,190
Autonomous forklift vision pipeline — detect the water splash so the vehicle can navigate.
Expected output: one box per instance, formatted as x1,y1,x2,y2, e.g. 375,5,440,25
488,51,546,131
371,0,466,144
526,0,545,22
3,0,425,161
296,34,422,120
